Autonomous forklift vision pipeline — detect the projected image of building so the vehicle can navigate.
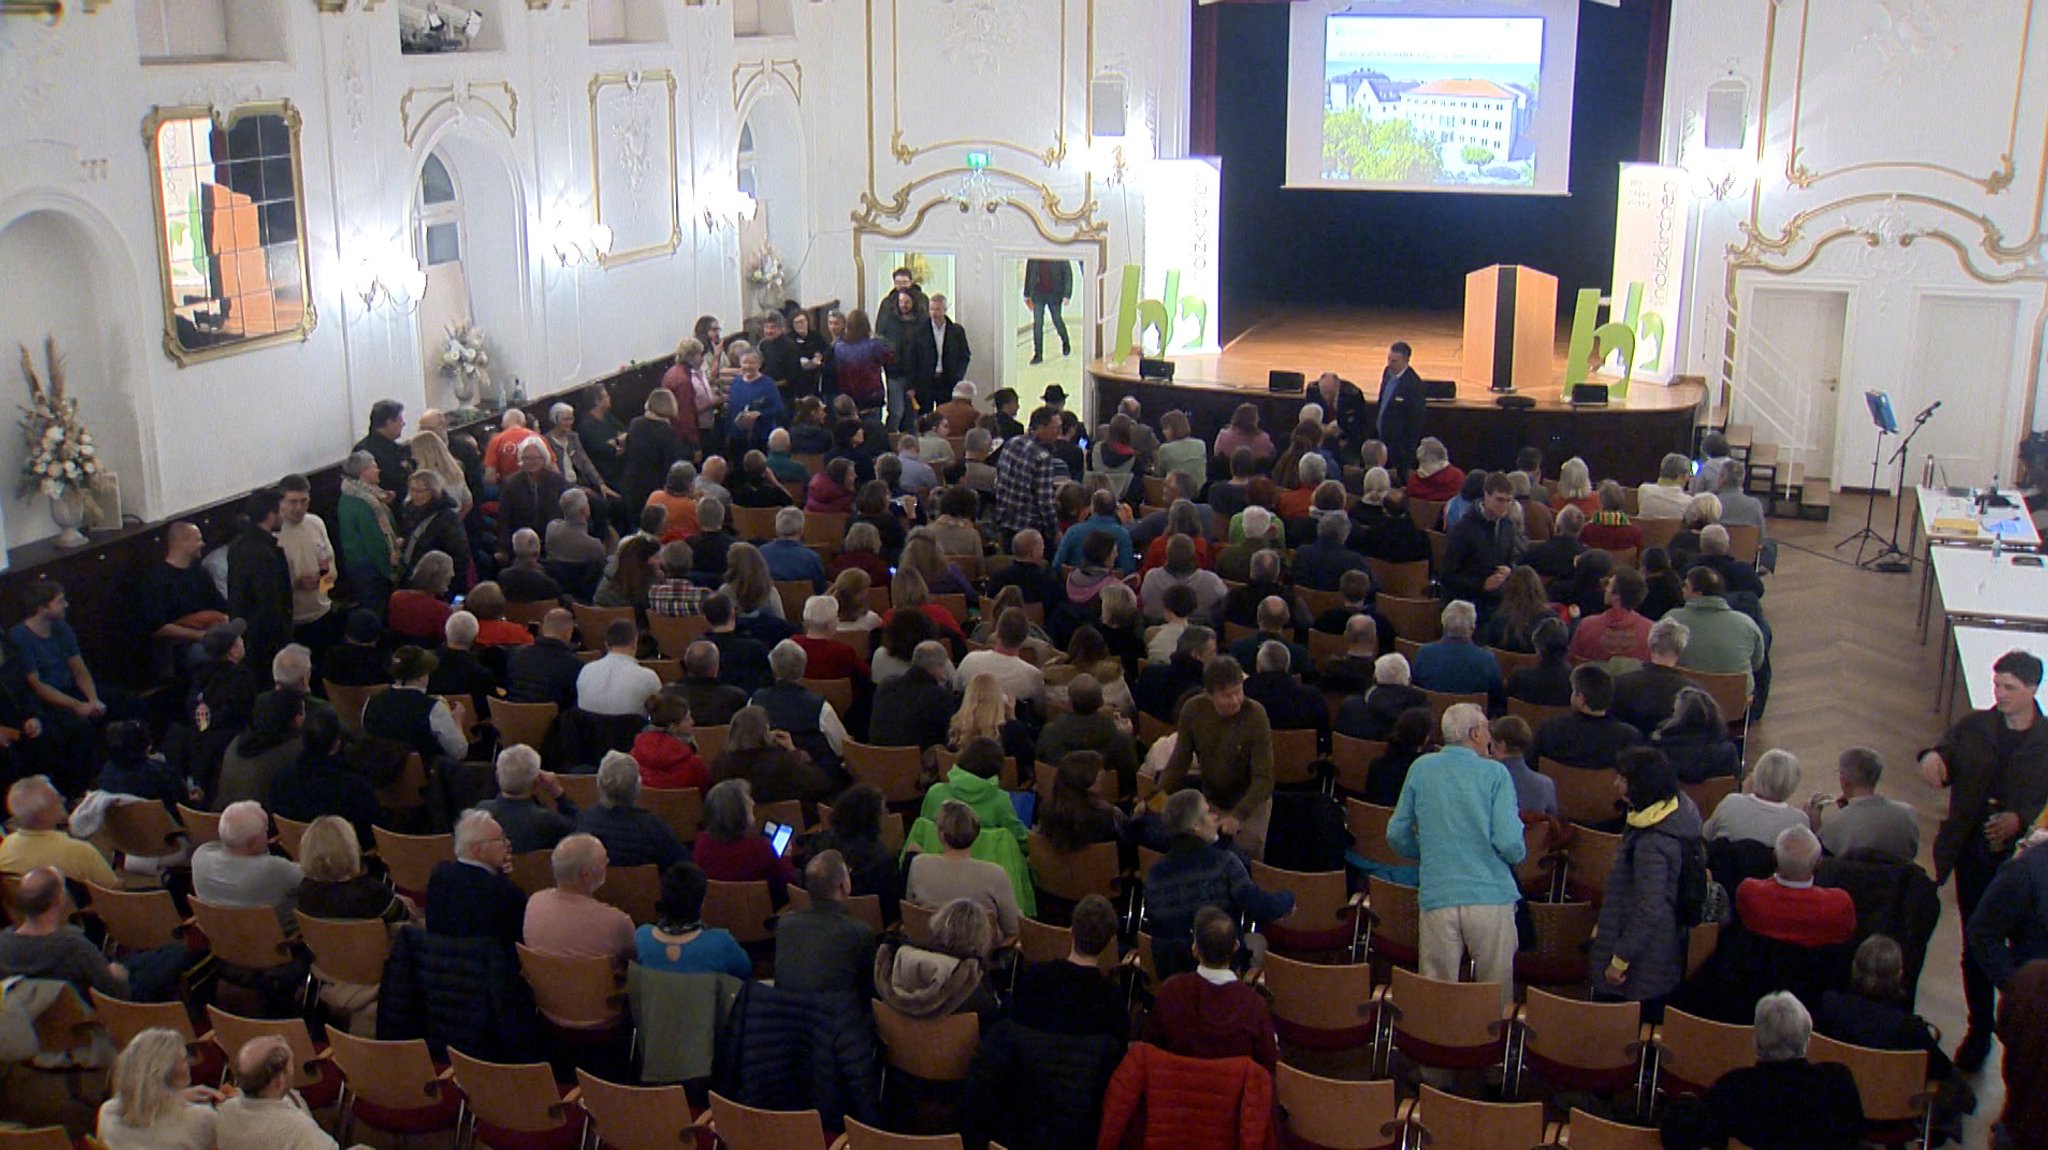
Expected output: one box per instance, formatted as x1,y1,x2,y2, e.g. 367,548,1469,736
1399,80,1531,162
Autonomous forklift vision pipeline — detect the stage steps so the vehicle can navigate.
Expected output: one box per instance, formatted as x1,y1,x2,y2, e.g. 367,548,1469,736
1744,440,1833,522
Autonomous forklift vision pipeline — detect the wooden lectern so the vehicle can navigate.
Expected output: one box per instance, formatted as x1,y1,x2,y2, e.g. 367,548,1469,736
1462,265,1559,393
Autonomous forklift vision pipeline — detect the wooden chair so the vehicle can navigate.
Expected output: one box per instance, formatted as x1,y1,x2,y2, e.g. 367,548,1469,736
753,800,804,834
1264,952,1378,1052
1360,876,1421,969
865,586,893,616
703,879,777,944
1297,587,1349,619
1638,518,1683,553
89,989,209,1061
1380,966,1512,1076
694,724,728,762
1013,916,1118,973
646,612,711,658
176,802,222,846
1540,758,1624,826
324,681,388,737
95,799,187,864
1650,1009,1756,1098
784,886,887,934
1562,827,1625,904
575,1071,698,1150
930,593,972,628
1426,530,1450,573
841,1118,965,1149
503,599,556,629
271,815,312,860
1807,1033,1935,1147
1273,1063,1409,1150
730,506,779,541
370,828,454,898
1332,736,1390,797
1407,1085,1554,1150
594,863,662,925
899,901,938,946
706,1091,827,1150
639,658,683,685
1407,498,1446,532
1250,861,1361,958
1346,799,1413,868
325,1031,461,1141
842,738,923,806
207,1007,339,1107
773,580,814,621
1377,595,1443,643
1599,548,1640,570
508,850,553,896
642,786,705,842
1394,637,1423,664
518,943,628,1031
1136,711,1174,747
817,802,906,855
1506,697,1573,729
1723,523,1762,565
446,1048,585,1149
835,627,873,658
1365,558,1431,599
0,1131,73,1150
1419,688,1487,723
1026,834,1121,905
1680,668,1753,740
800,676,856,720
1307,629,1350,669
376,752,432,816
295,913,394,989
1680,775,1739,820
1490,647,1541,680
83,883,185,954
1268,729,1321,788
1509,987,1647,1102
872,998,980,1085
489,698,561,752
571,604,635,651
1561,1109,1664,1150
556,773,601,809
438,695,482,743
801,511,849,555
190,898,296,972
1514,898,1599,987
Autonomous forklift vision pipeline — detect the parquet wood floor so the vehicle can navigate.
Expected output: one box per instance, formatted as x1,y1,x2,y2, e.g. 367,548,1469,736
1754,495,2003,1144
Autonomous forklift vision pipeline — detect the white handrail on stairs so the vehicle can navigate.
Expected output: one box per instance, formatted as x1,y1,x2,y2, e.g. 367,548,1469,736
1729,324,1816,499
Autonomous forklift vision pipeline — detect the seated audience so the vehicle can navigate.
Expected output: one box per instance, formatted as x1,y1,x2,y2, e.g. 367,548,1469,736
1143,790,1295,980
1569,566,1655,667
868,639,955,750
97,1027,222,1150
1405,437,1465,503
524,833,636,961
1524,504,1585,584
497,529,564,604
577,751,687,870
1648,686,1739,785
792,595,870,682
1037,751,1125,856
677,640,749,726
191,800,303,928
1806,746,1920,862
0,775,118,888
908,798,1024,938
637,861,751,979
1225,595,1312,679
98,720,194,816
645,541,710,619
1337,653,1429,744
268,710,377,847
1614,618,1693,732
504,608,583,709
750,640,847,764
387,552,458,643
214,1035,343,1150
1736,825,1858,948
1506,618,1574,707
1010,893,1127,1039
986,529,1062,608
1140,534,1228,622
426,810,526,943
1580,481,1643,553
1142,907,1278,1070
1363,707,1435,807
1481,566,1554,654
709,704,837,808
775,850,880,994
426,611,496,713
577,619,663,717
1491,715,1557,817
762,507,829,591
1704,748,1809,847
631,691,709,791
479,744,576,854
2,866,185,1001
362,646,468,762
1664,994,1863,1150
695,778,798,906
809,783,901,924
1530,664,1643,771
1319,614,1385,696
1411,600,1504,713
1667,567,1766,693
319,609,389,688
214,691,306,811
701,593,776,694
1243,639,1330,747
1638,453,1694,520
1816,934,1955,1085
875,896,1002,1021
1038,675,1141,796
1291,512,1368,591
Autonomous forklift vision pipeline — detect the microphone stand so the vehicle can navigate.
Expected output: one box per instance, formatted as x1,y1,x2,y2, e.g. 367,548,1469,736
1868,404,1938,572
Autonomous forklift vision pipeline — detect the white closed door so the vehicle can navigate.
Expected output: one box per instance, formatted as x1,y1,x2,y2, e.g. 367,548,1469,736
1743,287,1849,485
1907,295,2025,490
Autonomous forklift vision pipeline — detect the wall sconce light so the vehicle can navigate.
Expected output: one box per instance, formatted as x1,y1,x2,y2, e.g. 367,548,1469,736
549,218,615,266
1703,75,1749,151
351,251,427,314
696,187,757,230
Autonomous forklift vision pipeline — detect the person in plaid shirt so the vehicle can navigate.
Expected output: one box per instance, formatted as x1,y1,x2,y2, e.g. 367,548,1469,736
647,540,709,617
993,406,1069,538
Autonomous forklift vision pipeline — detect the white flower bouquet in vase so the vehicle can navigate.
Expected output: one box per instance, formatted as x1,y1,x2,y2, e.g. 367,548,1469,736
17,337,102,549
441,321,494,415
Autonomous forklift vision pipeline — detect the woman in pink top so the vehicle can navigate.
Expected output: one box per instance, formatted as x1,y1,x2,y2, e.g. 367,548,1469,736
1212,403,1275,461
691,778,797,906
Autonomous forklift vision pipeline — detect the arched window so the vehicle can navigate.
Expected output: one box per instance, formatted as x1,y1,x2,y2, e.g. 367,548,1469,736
417,152,463,267
737,122,758,200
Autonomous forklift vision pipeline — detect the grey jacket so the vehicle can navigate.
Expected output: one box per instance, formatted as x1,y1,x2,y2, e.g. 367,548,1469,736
1588,794,1703,1003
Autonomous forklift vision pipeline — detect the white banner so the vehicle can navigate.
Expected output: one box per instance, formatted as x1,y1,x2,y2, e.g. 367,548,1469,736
1608,163,1691,384
1138,156,1223,355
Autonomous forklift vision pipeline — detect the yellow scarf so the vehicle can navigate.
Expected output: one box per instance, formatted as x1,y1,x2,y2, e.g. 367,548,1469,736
1626,797,1678,828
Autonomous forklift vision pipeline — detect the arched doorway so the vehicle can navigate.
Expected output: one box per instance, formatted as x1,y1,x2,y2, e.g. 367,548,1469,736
412,129,527,410
737,90,804,314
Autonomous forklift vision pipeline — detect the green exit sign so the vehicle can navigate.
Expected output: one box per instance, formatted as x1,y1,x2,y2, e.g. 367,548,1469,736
965,150,991,170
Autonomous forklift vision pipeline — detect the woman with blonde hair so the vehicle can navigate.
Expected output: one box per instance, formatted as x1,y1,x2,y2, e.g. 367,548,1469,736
948,672,1014,751
721,541,783,619
409,430,473,516
831,568,884,630
296,814,411,1033
98,1027,221,1150
623,386,685,516
891,565,965,640
901,531,978,606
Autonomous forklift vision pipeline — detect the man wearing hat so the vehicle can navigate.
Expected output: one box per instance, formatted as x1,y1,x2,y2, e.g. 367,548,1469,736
361,646,469,762
1041,384,1069,414
937,382,981,440
191,620,262,736
319,609,388,689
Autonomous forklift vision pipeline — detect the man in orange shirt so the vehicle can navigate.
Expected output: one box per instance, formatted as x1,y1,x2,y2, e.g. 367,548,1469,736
483,408,544,485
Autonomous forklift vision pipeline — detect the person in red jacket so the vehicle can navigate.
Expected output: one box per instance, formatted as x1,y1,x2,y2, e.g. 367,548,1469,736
792,595,871,684
631,691,709,791
1735,824,1858,948
1141,907,1278,1070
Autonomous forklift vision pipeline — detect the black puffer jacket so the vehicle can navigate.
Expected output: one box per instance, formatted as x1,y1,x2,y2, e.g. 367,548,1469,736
1817,851,1942,1006
375,925,539,1062
711,980,880,1131
960,1021,1123,1150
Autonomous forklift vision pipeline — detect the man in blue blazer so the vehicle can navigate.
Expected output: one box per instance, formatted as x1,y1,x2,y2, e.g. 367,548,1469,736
425,809,527,945
1375,340,1429,482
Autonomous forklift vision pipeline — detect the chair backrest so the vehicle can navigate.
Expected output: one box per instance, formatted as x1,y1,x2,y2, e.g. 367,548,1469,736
517,943,626,1029
488,698,561,753
1376,594,1442,645
642,787,705,842
595,863,662,925
1346,799,1414,867
775,581,815,621
899,901,937,946
83,883,184,953
1307,629,1350,669
1387,966,1508,1056
207,1007,323,1090
295,912,394,987
575,1071,698,1150
1330,735,1389,797
1562,1109,1664,1150
835,628,873,658
1807,1033,1929,1124
818,802,906,855
1539,758,1625,827
1653,1008,1756,1095
800,511,848,550
176,803,222,846
447,1048,576,1132
693,724,729,762
707,1091,827,1150
755,799,804,831
1418,688,1486,722
376,752,432,814
703,878,776,943
556,773,601,809
871,998,980,1082
571,604,635,651
1506,697,1573,729
1411,1085,1547,1150
799,676,856,719
1013,916,1117,973
1261,952,1376,1048
784,886,887,933
323,680,389,737
1723,523,1761,564
640,659,682,685
325,1030,448,1113
271,815,311,860
508,850,553,895
1519,986,1643,1075
731,506,779,541
1268,729,1320,787
1514,897,1598,986
841,1117,967,1149
1364,557,1430,599
1025,833,1121,904
0,1130,72,1150
1680,668,1752,727
1297,586,1349,619
843,738,926,805
190,898,295,970
1274,1063,1402,1150
1248,861,1355,951
1563,826,1625,903
95,800,187,860
1679,775,1739,820
1407,498,1445,531
1599,547,1639,570
646,612,711,659
89,989,199,1051
371,828,455,896
1363,876,1420,964
1490,647,1541,680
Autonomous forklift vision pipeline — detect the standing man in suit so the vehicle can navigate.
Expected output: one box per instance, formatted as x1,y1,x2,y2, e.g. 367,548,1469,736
1024,258,1073,365
905,294,972,433
1376,341,1427,482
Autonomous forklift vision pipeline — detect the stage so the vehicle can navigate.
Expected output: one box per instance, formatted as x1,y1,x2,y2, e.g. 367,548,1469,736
1090,309,1707,481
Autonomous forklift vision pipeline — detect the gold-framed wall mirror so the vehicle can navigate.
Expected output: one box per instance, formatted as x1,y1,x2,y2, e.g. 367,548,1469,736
143,99,315,366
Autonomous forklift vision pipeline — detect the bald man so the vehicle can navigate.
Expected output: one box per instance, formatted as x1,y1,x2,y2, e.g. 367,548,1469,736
0,866,192,999
214,1036,337,1150
142,521,229,648
0,776,115,887
523,833,634,961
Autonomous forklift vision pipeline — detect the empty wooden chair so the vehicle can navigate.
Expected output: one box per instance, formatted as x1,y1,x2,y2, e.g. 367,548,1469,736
176,803,222,846
841,1118,966,1149
1807,1033,1935,1147
1419,688,1487,722
641,786,705,842
1406,1085,1554,1150
574,1071,698,1150
1025,834,1121,905
325,1030,461,1141
1513,898,1599,987
706,1091,827,1150
1377,595,1442,643
646,612,712,659
295,913,394,993
488,698,560,752
1540,758,1625,827
0,1131,72,1150
83,883,185,954
517,944,628,1032
1380,967,1512,1077
207,1007,340,1108
1509,988,1647,1103
370,828,453,898
1562,827,1625,904
1262,952,1377,1052
1346,799,1413,869
1650,1009,1756,1099
843,739,926,806
1365,558,1430,599
1360,875,1421,969
1273,1063,1408,1150
1331,736,1390,797
703,879,776,944
1248,861,1360,957
446,1048,585,1150
190,898,296,973
1561,1109,1663,1149
594,863,662,925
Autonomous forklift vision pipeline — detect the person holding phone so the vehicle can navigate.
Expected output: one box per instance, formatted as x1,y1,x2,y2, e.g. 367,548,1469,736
692,777,798,907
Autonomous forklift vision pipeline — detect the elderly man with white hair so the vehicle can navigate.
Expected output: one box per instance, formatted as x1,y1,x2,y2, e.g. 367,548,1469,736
1667,991,1865,1150
1703,747,1810,848
1387,702,1528,1003
1734,823,1858,949
498,438,569,561
1694,523,1765,598
497,528,564,604
576,752,687,870
793,595,871,683
0,775,119,887
543,401,615,502
191,800,304,929
1410,599,1504,712
1215,505,1280,584
213,1035,340,1150
479,744,576,854
1337,653,1432,743
482,406,540,485
760,505,828,590
749,640,847,764
764,427,811,484
545,487,610,570
424,808,526,943
523,833,634,961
